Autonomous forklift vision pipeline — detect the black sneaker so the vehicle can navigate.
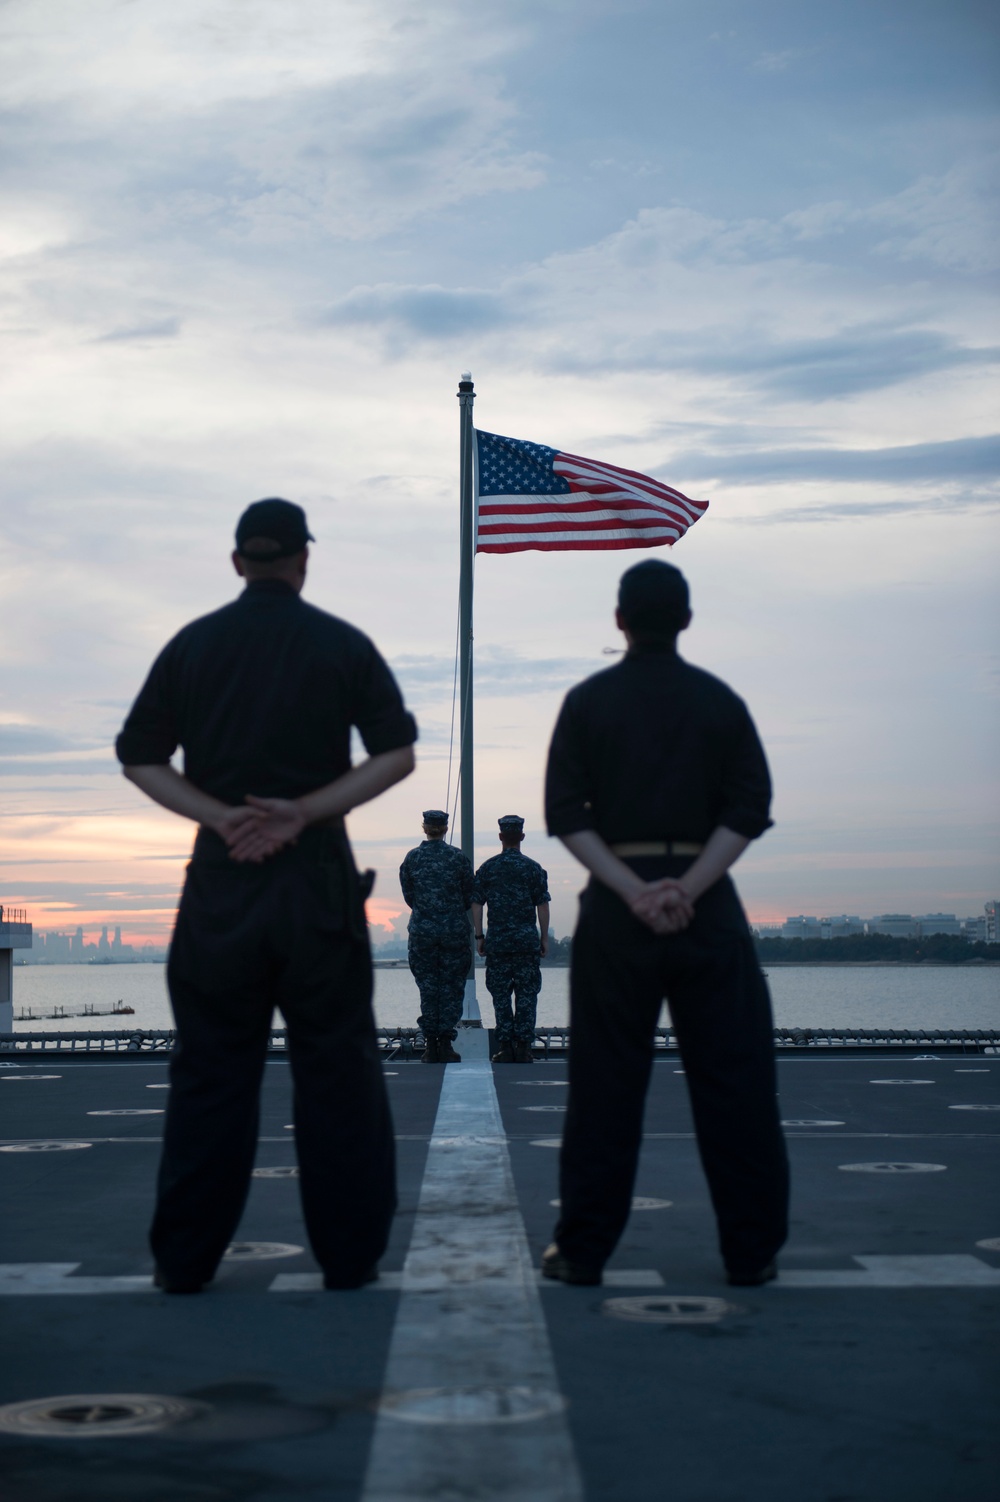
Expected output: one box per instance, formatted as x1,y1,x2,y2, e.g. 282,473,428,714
323,1266,379,1290
420,1037,440,1062
513,1040,535,1064
541,1242,602,1286
491,1043,514,1063
437,1040,462,1063
153,1265,205,1295
727,1259,778,1287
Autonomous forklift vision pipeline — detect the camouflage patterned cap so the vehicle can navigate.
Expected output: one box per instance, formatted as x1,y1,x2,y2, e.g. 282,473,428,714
422,809,449,825
498,814,524,831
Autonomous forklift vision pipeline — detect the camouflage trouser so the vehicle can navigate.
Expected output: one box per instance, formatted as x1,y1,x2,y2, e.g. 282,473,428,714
408,938,469,1041
485,951,541,1043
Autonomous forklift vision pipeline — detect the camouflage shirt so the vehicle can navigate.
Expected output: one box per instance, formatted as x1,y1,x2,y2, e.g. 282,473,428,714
472,849,550,953
399,840,474,942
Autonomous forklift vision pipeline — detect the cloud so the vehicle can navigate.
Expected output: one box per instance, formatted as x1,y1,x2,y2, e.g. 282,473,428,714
95,317,181,343
0,760,117,778
552,324,1000,400
391,646,602,700
0,725,82,755
323,199,997,398
869,164,1000,275
323,285,514,338
671,434,1000,487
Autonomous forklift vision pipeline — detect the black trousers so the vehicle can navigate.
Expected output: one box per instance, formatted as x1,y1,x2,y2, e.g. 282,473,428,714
556,865,789,1275
151,832,396,1284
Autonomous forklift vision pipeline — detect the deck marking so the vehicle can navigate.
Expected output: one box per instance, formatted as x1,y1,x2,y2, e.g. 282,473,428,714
975,1238,1000,1251
271,1268,664,1292
782,1119,845,1127
252,1166,299,1177
838,1161,946,1173
0,1074,61,1081
950,1103,1000,1111
550,1197,672,1212
870,1079,935,1085
359,1030,582,1502
778,1255,1000,1288
0,1263,153,1295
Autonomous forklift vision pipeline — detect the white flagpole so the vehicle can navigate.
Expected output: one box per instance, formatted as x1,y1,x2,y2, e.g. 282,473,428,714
457,373,481,1025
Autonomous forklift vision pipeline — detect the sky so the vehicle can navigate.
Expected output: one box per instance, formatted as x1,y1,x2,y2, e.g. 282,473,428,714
1,0,998,945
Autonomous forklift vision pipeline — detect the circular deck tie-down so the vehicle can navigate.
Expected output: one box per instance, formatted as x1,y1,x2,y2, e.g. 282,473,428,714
224,1242,304,1261
0,1141,91,1153
838,1161,947,1174
0,1393,209,1438
603,1295,742,1325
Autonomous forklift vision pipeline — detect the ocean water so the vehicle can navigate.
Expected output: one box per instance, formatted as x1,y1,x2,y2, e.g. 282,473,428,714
11,962,1000,1033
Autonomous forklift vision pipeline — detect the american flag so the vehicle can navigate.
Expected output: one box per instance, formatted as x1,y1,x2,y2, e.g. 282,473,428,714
475,430,708,554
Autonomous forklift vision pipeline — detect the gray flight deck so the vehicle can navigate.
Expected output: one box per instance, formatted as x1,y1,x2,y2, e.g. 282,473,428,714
1,1034,998,1501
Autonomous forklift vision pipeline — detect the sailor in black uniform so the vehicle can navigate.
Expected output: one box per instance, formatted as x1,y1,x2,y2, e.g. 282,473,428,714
116,498,417,1293
542,558,788,1289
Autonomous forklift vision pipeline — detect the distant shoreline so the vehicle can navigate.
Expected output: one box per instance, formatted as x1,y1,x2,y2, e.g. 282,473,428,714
761,960,1000,968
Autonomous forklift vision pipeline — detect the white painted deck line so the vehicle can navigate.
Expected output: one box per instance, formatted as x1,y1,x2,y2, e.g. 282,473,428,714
0,1263,153,1295
269,1268,665,1293
359,1034,583,1502
778,1255,1000,1287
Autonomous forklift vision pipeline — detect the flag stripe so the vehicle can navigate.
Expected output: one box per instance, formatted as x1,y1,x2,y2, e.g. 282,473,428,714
479,498,699,526
479,533,681,553
479,510,684,531
479,491,698,515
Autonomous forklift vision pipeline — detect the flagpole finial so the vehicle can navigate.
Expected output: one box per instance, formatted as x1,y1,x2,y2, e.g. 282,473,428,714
458,372,474,395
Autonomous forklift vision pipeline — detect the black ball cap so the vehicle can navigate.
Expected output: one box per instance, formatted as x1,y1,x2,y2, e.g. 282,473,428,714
617,559,689,632
235,498,315,560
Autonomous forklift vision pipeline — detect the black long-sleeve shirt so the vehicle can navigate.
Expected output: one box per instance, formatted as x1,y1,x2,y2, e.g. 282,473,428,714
545,648,772,845
115,580,417,804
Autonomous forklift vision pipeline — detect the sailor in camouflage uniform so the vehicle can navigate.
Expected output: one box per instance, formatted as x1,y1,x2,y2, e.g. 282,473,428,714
472,815,551,1064
399,810,474,1062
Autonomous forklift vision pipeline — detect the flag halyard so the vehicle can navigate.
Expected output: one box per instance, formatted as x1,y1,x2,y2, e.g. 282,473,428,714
475,430,708,554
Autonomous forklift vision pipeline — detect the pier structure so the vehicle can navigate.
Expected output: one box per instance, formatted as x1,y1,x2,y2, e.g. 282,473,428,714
0,911,31,1033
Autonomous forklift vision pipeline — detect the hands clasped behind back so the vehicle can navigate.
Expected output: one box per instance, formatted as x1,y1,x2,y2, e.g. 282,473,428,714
628,880,695,935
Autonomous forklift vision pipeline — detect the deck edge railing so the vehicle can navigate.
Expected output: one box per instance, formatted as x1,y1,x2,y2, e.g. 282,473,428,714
1,1026,998,1055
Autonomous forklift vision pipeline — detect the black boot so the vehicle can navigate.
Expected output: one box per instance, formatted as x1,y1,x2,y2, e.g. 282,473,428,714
421,1036,440,1062
491,1042,514,1063
437,1038,462,1063
513,1039,535,1064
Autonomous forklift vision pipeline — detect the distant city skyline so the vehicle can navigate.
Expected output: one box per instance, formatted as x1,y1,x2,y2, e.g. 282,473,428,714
19,897,999,959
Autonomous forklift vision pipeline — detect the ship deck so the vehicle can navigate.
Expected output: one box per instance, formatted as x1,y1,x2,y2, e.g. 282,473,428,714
1,1036,998,1501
